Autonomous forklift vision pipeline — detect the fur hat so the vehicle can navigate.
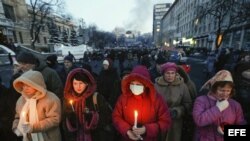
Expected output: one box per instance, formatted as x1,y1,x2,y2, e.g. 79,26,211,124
161,62,178,73
200,70,233,91
16,52,37,64
47,55,57,63
64,55,73,62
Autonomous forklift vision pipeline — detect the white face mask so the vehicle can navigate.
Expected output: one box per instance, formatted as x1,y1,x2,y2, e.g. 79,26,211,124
130,84,144,95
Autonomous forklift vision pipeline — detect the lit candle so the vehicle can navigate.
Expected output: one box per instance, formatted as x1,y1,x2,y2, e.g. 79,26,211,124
69,100,75,112
134,110,138,128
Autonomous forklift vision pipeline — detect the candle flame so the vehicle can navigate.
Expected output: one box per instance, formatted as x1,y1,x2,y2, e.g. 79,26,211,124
69,100,73,105
134,110,138,117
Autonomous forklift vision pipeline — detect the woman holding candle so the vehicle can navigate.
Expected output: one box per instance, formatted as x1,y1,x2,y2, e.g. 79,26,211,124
154,62,192,141
113,65,171,141
12,70,61,141
63,68,113,141
193,70,246,141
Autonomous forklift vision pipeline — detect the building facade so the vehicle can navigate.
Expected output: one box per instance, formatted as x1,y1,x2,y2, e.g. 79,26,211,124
153,3,171,47
0,0,75,49
161,0,250,50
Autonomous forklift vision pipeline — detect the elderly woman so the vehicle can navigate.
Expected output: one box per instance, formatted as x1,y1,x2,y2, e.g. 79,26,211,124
193,70,246,141
112,65,171,141
154,62,192,141
12,70,61,141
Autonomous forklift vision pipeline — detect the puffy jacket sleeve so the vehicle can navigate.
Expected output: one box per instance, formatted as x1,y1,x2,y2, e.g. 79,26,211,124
32,93,61,132
144,94,171,138
192,96,221,127
173,84,192,118
12,97,24,131
112,96,131,139
233,101,246,125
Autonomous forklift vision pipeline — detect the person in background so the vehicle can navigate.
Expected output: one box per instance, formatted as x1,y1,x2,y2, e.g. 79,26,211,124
46,54,63,75
8,53,13,65
97,58,120,108
63,68,113,141
233,53,250,123
154,62,192,141
113,65,171,141
193,70,246,141
12,70,61,141
0,76,20,141
68,51,76,62
177,65,197,141
16,52,63,100
59,55,78,86
149,57,166,83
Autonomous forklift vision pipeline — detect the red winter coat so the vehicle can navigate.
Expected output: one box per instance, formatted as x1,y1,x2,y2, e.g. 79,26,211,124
112,65,171,141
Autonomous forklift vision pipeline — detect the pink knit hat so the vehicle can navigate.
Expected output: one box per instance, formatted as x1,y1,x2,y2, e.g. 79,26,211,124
161,62,178,73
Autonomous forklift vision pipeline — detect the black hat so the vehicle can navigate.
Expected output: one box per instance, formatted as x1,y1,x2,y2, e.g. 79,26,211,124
46,55,58,63
156,57,166,65
16,52,38,64
64,55,73,62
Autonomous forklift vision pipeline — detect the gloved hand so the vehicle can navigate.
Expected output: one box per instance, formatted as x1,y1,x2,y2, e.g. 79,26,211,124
67,112,77,128
68,112,77,122
22,123,33,133
216,100,229,112
14,129,22,136
170,109,178,119
217,126,224,135
84,111,99,131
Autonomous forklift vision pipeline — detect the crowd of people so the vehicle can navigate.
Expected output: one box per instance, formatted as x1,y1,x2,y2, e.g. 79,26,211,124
0,47,249,141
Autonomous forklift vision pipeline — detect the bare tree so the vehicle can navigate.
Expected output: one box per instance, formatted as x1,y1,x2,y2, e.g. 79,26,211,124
195,0,250,49
28,0,63,49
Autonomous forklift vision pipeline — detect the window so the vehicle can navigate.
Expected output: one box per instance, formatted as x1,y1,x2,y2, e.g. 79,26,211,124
13,31,17,43
3,4,16,21
19,32,23,43
37,36,40,43
44,37,47,44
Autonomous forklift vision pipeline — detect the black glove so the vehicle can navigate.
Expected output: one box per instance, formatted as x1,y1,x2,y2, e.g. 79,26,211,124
170,109,178,119
68,112,77,127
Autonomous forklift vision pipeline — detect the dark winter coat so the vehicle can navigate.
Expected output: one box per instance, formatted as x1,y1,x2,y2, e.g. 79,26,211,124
34,59,63,100
97,60,121,108
0,72,22,141
155,74,192,141
63,68,113,141
113,65,171,141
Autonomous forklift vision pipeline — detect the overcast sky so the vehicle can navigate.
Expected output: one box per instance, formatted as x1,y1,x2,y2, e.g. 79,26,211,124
65,0,174,33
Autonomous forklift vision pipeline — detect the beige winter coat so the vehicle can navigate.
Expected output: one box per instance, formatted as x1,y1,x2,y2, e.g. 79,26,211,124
155,74,192,141
12,70,61,141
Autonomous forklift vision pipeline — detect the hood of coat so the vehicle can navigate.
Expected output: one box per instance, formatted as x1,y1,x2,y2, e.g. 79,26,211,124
13,70,46,100
34,59,47,72
155,73,184,86
64,68,96,101
177,65,190,83
122,65,156,101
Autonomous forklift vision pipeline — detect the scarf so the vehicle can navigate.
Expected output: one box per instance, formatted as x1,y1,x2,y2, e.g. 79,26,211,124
66,94,92,141
17,98,44,141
